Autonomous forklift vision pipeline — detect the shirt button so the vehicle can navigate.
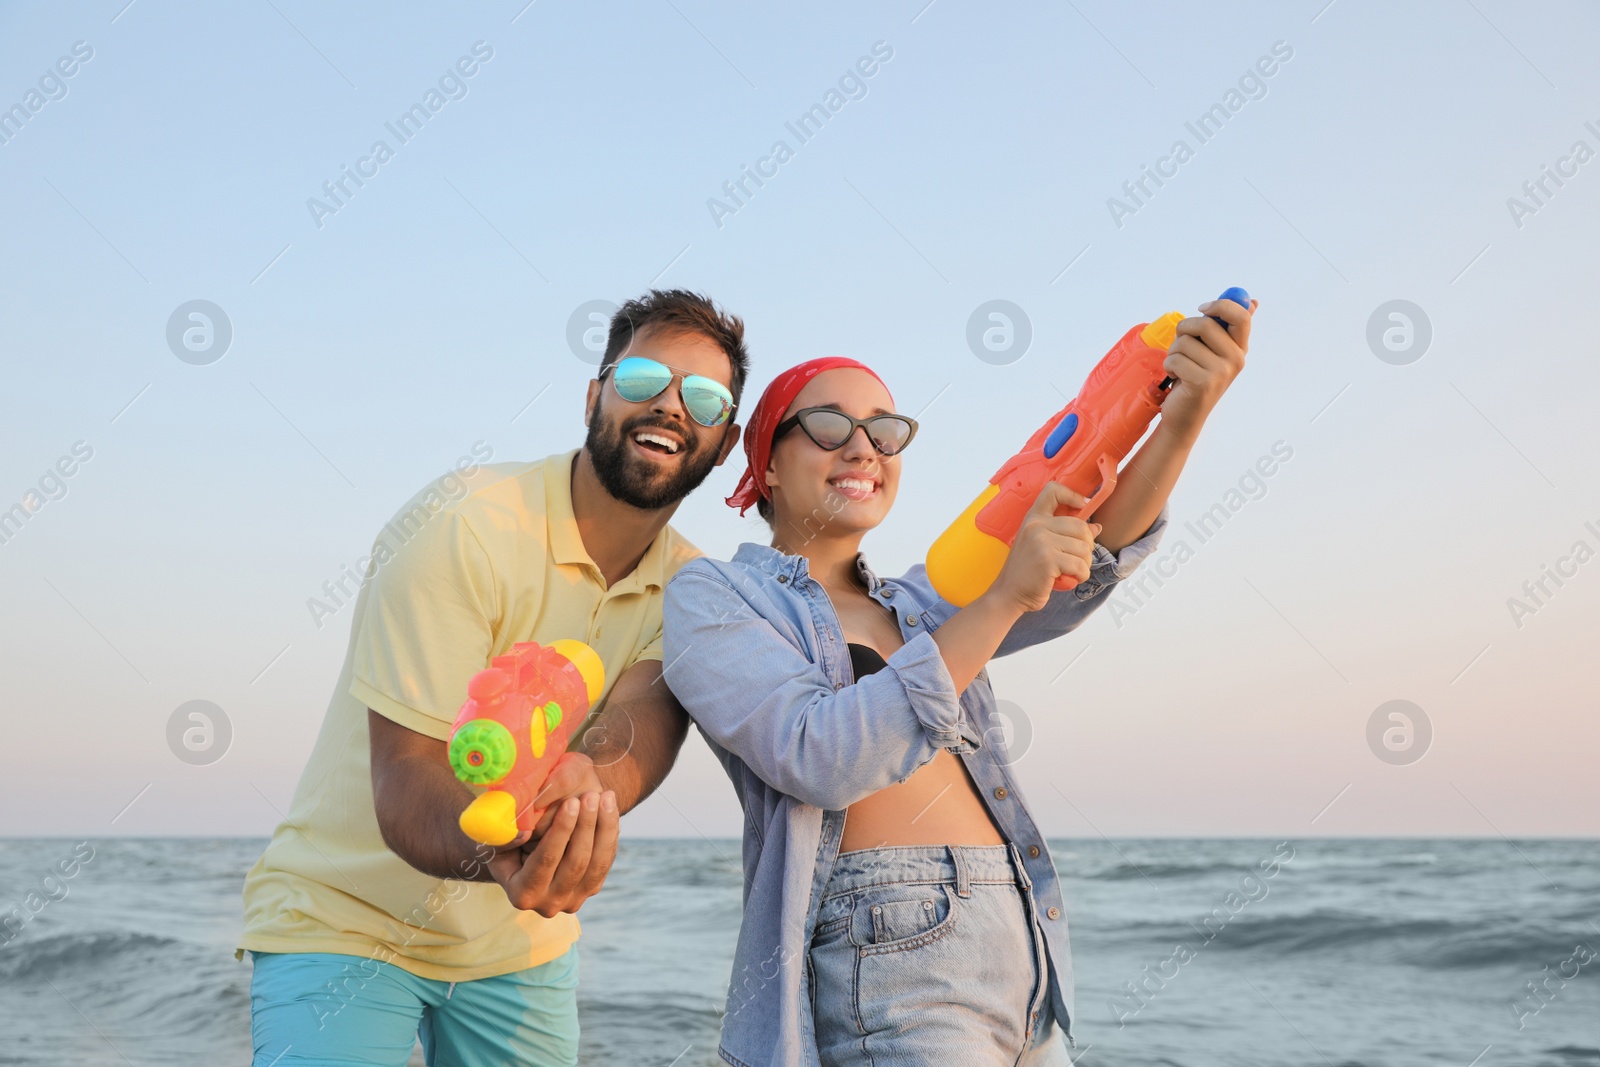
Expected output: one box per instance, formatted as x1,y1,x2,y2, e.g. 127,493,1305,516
834,681,845,691
906,614,919,627
994,787,1008,800
777,575,788,584
1028,845,1041,859
1047,906,1061,920
882,589,893,599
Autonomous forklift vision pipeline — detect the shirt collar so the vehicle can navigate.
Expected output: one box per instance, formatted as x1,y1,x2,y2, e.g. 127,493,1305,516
853,553,885,593
730,543,887,597
545,449,671,593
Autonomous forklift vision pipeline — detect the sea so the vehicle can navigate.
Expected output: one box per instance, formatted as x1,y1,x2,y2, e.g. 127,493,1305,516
0,837,1595,1066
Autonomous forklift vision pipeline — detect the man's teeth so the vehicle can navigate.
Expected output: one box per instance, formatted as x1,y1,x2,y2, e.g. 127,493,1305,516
634,432,680,454
832,478,875,493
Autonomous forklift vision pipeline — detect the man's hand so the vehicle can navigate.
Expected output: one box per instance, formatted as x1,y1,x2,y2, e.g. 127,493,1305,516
1158,296,1257,443
367,710,620,913
487,790,619,917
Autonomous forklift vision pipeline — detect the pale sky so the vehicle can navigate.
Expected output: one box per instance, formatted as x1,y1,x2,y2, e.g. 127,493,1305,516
1,1,1595,839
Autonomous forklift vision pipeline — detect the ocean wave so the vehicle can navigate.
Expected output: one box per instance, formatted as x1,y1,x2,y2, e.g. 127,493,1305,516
1289,851,1439,870
1112,908,1588,969
0,930,179,982
1077,861,1236,881
1074,852,1445,883
1184,909,1459,954
1418,929,1600,969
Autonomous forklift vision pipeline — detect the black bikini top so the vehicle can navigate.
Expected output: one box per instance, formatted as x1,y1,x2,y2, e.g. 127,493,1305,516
847,642,888,682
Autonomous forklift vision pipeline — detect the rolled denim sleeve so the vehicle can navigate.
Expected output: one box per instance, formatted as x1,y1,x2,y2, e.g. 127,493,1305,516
662,567,979,811
994,506,1168,656
904,508,1168,659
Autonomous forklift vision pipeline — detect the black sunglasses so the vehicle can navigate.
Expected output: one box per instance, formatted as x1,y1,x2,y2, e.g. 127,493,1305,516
773,407,919,456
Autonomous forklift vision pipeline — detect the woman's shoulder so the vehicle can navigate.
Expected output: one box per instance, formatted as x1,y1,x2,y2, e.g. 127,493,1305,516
668,554,731,584
664,547,812,649
668,552,753,588
666,545,794,601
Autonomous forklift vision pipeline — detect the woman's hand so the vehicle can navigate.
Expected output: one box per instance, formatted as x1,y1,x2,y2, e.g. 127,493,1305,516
983,482,1100,615
1157,296,1256,444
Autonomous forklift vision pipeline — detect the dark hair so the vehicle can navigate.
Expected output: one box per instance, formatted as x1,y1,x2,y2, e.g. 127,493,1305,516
600,289,750,409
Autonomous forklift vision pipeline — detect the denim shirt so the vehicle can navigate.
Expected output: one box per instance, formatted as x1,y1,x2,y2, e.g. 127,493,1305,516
661,515,1165,1067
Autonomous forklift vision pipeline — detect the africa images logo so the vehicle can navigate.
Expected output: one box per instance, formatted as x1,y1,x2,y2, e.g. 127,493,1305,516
305,41,495,229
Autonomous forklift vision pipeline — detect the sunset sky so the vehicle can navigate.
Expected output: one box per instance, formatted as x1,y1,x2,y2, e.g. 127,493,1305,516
2,0,1595,840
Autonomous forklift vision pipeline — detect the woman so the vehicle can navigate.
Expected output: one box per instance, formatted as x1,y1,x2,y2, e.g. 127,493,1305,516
663,302,1251,1066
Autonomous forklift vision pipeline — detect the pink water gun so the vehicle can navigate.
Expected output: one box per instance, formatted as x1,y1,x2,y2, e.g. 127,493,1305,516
447,640,606,846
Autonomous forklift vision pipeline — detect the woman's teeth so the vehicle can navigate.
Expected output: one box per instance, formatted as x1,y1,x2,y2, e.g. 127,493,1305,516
830,477,876,498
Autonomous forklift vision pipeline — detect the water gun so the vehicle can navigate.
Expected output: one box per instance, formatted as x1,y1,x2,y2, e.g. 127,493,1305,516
447,639,606,846
927,287,1251,607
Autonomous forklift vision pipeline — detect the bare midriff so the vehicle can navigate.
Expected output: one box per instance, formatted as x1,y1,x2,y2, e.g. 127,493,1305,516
840,748,1005,852
833,590,1004,853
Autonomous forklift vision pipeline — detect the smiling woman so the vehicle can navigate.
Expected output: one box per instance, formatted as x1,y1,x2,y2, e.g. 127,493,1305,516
661,353,1174,1066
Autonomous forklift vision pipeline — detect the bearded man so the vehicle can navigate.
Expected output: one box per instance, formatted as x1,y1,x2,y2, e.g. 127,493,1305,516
240,290,747,1067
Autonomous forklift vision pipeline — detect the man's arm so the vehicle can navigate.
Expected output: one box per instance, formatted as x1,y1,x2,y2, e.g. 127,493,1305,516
368,710,619,917
528,659,690,834
581,660,689,814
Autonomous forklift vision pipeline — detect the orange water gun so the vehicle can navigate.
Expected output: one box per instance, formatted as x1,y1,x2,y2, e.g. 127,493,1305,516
447,640,606,846
927,288,1250,607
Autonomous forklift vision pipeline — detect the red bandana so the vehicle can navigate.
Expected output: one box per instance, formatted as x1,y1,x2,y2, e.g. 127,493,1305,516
726,357,891,515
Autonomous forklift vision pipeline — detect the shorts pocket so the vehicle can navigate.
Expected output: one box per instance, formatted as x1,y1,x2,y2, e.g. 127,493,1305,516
851,884,1033,1056
859,884,956,956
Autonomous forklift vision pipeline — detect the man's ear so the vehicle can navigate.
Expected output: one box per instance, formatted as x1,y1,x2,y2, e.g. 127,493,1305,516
714,422,742,466
583,380,601,427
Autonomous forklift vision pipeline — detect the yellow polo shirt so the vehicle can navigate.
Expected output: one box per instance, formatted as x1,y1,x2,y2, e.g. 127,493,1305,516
239,450,700,980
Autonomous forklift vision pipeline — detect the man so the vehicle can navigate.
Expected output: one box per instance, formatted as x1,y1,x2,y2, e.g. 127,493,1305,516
240,289,747,1066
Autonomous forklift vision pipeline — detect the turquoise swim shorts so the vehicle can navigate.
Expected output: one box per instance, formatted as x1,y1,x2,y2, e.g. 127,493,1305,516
249,946,580,1066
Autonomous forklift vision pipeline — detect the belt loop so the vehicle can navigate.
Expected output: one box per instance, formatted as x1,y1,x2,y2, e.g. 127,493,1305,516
950,846,972,899
1009,843,1034,891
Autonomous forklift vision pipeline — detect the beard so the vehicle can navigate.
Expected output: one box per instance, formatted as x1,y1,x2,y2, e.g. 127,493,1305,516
584,399,723,511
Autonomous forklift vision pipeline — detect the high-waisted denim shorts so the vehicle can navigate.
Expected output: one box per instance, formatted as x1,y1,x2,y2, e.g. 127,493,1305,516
807,844,1072,1067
